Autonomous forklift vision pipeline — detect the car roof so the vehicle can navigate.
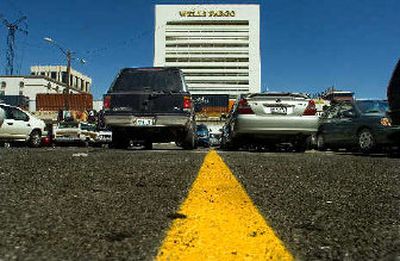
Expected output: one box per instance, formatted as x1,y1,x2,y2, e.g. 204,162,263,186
247,92,310,99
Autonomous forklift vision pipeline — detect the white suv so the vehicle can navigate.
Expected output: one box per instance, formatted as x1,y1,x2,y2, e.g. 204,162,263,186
0,104,47,147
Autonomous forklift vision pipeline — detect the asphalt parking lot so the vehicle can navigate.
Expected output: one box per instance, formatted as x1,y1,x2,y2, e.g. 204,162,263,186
0,145,399,260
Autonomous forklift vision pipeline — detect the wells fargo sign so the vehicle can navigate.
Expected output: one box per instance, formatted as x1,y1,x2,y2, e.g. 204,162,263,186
179,10,236,18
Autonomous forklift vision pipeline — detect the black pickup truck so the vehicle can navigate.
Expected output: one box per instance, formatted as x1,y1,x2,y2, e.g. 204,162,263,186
387,59,400,124
103,67,196,149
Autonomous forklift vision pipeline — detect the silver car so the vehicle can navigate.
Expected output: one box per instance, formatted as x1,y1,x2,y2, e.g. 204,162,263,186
221,92,319,151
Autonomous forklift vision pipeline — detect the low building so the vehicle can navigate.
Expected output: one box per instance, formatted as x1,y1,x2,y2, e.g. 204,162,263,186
30,65,92,93
322,90,354,102
0,66,91,112
0,75,82,111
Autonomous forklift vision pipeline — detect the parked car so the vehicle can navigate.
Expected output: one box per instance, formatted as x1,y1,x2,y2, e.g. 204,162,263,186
316,100,400,153
0,104,47,147
196,124,210,147
221,92,319,152
94,129,112,146
104,67,196,149
53,121,98,146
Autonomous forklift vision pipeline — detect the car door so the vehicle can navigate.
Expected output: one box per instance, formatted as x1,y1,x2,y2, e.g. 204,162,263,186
331,103,359,145
0,107,31,139
319,104,342,143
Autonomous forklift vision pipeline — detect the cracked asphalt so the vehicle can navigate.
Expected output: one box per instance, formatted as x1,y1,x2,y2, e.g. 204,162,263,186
0,146,399,260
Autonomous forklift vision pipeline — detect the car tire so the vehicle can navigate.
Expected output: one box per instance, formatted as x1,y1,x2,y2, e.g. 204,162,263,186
358,128,376,153
144,140,153,150
293,140,307,153
221,136,238,151
316,134,327,151
111,128,128,149
182,127,196,150
28,130,41,148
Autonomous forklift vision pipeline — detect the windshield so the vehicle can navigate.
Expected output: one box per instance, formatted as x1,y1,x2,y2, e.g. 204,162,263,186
110,68,184,92
356,100,389,114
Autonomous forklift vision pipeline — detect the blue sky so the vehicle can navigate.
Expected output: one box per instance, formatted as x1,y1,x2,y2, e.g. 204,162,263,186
0,0,399,99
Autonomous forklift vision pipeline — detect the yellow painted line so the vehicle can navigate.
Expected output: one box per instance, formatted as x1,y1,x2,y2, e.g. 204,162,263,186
156,150,293,260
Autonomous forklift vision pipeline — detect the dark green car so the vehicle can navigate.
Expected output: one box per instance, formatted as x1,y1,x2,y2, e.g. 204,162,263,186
316,100,400,153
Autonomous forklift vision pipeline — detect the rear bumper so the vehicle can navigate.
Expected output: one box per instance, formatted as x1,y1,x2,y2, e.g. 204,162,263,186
104,114,191,127
234,115,319,136
54,137,85,143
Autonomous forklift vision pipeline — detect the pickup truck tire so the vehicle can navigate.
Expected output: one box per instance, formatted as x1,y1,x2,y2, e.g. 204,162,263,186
28,130,41,148
111,128,129,149
144,140,153,150
182,127,196,150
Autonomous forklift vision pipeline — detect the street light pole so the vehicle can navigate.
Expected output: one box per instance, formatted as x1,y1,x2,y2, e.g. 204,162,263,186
44,37,85,112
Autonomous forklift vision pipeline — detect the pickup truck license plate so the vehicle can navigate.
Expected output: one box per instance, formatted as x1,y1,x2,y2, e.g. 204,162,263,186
270,106,287,114
136,118,153,126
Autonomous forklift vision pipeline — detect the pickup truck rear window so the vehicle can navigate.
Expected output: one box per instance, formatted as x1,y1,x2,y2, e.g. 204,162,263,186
110,69,184,92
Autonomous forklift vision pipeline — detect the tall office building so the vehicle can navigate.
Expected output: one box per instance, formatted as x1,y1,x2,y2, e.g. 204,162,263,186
154,5,260,96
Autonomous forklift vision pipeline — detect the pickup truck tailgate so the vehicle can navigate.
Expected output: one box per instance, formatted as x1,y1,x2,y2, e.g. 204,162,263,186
108,92,188,115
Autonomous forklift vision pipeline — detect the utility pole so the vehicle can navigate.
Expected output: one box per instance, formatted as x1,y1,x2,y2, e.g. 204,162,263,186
44,37,85,111
66,50,72,94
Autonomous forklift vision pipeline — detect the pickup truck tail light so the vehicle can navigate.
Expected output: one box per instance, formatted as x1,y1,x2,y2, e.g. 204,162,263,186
237,98,254,114
104,95,111,110
183,96,192,111
303,100,317,116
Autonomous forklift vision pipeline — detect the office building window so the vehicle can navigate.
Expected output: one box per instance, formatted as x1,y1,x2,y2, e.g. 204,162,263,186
61,72,67,83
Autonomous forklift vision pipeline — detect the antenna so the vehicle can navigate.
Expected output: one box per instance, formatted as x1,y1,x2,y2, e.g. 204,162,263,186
1,15,28,75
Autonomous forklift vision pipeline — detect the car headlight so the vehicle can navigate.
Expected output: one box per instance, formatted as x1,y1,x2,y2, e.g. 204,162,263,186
380,117,392,127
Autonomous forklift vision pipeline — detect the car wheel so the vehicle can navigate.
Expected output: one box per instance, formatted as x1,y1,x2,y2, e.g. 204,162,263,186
316,134,327,151
221,136,238,151
293,140,307,153
111,128,128,149
182,127,196,150
28,130,41,148
358,128,376,153
144,140,153,150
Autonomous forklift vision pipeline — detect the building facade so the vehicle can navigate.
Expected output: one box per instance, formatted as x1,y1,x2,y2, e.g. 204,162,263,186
154,4,260,96
31,65,92,93
0,75,82,111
